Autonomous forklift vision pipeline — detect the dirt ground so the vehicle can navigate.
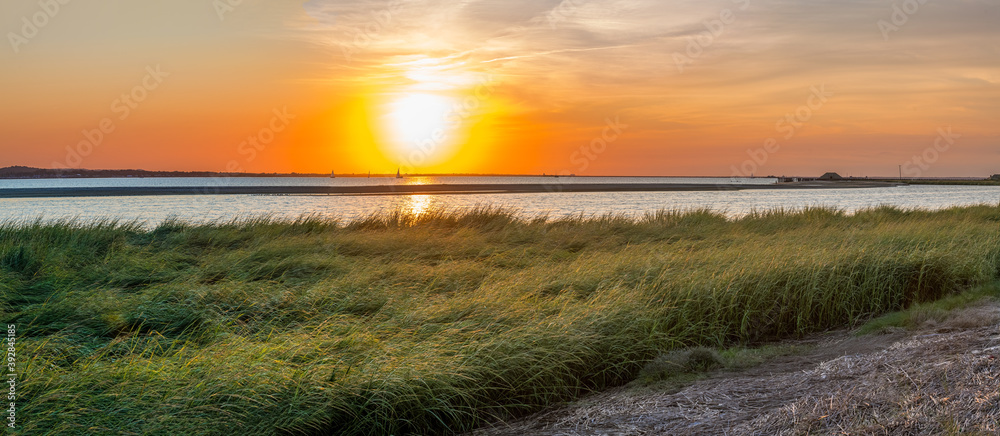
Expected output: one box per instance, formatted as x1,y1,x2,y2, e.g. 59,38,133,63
472,303,1000,435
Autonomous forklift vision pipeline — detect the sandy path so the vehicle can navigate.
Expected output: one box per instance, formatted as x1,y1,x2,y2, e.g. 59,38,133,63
473,303,1000,435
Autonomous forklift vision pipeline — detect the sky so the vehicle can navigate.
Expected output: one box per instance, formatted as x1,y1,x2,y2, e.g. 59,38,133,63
1,0,998,177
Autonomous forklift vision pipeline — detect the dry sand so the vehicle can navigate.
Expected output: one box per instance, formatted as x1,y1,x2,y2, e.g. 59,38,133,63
473,302,1000,435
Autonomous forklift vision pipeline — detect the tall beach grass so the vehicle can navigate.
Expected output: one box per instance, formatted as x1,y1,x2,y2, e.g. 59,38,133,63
3,204,1000,434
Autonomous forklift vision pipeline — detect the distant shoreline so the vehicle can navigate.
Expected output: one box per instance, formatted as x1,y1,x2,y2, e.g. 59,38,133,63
1,166,996,182
0,181,909,199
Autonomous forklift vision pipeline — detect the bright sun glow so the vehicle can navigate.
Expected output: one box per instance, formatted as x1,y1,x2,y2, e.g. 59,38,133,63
370,56,497,172
379,92,466,170
389,94,454,148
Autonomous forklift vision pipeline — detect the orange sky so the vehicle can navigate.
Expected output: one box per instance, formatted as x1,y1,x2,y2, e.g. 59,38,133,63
1,0,998,177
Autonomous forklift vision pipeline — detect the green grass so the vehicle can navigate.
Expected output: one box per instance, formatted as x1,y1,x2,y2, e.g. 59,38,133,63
4,204,1000,435
856,281,1000,335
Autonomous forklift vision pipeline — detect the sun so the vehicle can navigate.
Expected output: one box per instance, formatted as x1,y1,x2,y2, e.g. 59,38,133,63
379,92,465,170
389,94,453,147
366,56,501,172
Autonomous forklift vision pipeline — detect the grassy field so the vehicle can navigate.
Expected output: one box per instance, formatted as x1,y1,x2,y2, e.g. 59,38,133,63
4,204,1000,435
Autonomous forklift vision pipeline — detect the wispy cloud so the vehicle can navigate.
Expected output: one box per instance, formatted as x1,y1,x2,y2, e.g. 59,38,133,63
478,44,639,64
1,0,997,175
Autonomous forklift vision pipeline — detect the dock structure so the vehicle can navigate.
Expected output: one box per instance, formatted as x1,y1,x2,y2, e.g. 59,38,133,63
778,172,843,183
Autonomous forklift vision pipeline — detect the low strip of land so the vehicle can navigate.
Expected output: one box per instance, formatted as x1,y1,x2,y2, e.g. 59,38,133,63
0,180,900,198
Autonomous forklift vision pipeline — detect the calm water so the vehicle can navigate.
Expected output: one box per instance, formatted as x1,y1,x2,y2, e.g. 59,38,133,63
1,177,999,226
0,176,777,189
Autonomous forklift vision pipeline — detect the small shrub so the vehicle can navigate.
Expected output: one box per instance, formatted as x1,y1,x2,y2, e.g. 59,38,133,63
635,347,724,385
685,347,724,371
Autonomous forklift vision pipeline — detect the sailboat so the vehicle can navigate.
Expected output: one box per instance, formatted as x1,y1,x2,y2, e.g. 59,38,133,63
396,168,402,179
330,170,336,178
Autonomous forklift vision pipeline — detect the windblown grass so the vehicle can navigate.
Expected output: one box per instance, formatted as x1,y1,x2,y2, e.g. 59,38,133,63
4,204,1000,434
856,281,1000,335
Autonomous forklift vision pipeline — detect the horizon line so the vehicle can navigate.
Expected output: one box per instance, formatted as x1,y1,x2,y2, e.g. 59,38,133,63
0,166,995,180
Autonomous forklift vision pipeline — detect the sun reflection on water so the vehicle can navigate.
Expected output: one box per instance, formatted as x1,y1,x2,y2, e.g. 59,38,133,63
402,176,432,186
406,194,432,217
